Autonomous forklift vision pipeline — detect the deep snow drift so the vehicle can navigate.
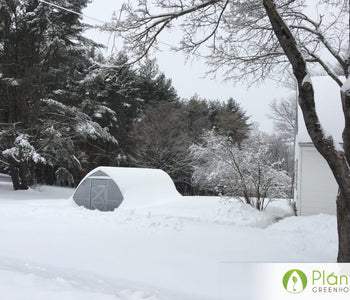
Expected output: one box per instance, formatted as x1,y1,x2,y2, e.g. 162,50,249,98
0,182,337,300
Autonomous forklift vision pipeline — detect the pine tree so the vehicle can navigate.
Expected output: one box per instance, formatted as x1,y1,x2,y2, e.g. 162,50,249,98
78,53,141,157
212,98,250,143
0,0,118,189
136,59,178,107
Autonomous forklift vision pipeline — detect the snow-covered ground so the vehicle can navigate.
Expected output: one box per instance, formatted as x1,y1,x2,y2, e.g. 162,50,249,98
0,181,337,300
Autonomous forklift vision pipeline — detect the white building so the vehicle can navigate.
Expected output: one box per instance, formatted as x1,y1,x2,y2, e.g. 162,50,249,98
294,76,343,216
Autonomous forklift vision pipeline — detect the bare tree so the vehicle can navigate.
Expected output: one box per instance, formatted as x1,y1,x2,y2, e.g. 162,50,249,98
268,96,296,142
104,0,350,261
128,102,193,191
267,96,296,199
190,129,292,210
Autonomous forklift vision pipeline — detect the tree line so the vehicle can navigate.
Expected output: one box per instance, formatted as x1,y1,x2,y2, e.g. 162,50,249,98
0,0,243,191
105,0,350,261
0,0,293,204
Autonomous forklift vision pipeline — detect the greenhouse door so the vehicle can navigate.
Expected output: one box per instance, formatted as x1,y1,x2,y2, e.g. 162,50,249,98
90,179,108,210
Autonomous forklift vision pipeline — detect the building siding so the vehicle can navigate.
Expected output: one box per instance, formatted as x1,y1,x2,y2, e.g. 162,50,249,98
297,146,337,216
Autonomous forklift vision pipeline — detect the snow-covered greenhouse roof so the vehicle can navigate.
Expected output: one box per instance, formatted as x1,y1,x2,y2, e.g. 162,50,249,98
73,167,181,211
297,76,344,145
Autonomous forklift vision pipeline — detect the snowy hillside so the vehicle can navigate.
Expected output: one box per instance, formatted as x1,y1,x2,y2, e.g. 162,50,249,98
0,182,337,300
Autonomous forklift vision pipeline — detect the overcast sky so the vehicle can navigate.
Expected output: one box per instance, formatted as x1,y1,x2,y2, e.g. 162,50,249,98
82,0,295,133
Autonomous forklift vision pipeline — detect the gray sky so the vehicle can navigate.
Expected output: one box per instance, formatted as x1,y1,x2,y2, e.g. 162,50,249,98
82,0,295,132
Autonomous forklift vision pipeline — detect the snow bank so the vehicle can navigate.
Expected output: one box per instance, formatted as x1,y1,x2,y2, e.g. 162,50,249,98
0,173,11,182
0,266,164,300
0,185,338,300
0,182,74,201
137,197,294,228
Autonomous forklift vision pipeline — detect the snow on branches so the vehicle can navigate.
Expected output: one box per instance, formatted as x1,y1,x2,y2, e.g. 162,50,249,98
41,98,118,145
190,129,292,210
1,134,46,190
2,134,45,164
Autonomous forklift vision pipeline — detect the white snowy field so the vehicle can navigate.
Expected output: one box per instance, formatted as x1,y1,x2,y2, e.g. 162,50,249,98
0,181,337,300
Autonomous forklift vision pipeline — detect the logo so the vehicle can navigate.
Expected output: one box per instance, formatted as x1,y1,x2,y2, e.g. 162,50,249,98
283,269,308,294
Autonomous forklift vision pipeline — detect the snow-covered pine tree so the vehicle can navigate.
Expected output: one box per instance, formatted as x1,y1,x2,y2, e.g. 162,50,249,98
0,0,118,189
38,98,118,179
79,54,182,162
78,53,141,155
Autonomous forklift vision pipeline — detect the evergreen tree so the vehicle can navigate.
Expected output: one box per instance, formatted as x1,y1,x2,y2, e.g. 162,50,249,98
0,0,118,189
76,53,137,164
211,98,250,143
181,96,211,143
136,59,178,107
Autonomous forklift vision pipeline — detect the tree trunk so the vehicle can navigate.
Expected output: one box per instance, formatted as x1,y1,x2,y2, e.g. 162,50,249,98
9,163,20,190
263,0,350,261
8,157,31,190
18,160,30,190
337,190,350,262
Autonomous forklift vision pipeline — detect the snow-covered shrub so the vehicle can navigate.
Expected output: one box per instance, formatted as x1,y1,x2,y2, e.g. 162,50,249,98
2,134,45,164
2,134,45,163
2,134,46,190
190,130,292,210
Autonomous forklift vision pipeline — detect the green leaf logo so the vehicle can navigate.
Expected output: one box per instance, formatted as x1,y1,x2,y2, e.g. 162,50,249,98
283,269,308,294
